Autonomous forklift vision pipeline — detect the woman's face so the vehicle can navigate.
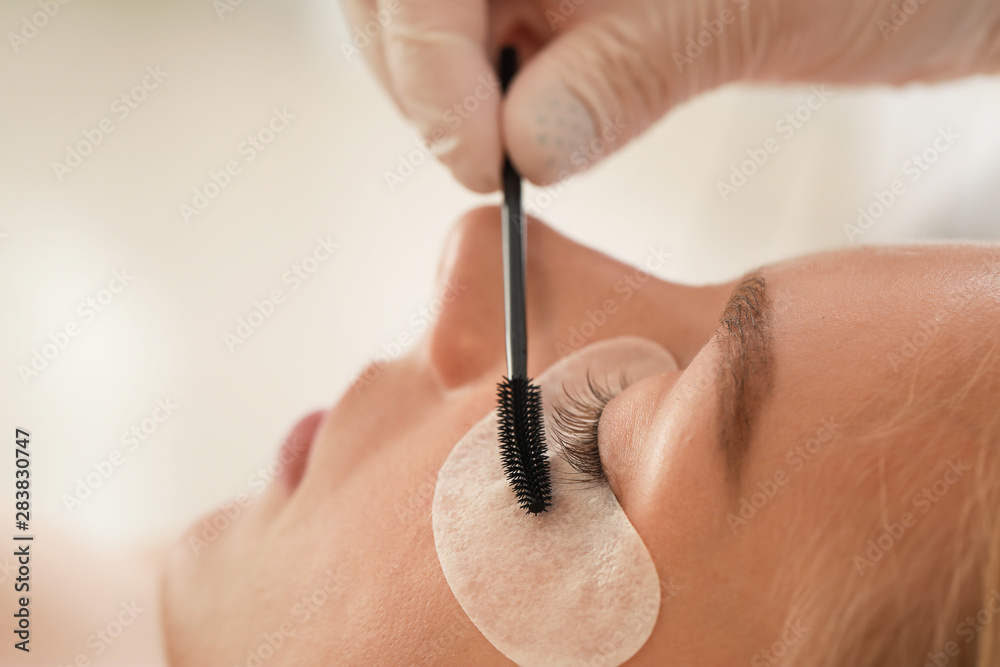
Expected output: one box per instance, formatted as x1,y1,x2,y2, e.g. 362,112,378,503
161,206,996,665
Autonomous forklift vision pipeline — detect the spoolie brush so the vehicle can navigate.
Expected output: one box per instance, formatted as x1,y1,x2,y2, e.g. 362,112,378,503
496,46,552,516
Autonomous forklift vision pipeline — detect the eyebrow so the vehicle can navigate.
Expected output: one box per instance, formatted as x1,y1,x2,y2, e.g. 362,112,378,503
714,273,774,483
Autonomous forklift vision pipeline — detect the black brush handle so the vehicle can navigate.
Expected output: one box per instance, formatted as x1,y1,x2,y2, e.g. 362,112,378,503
499,46,527,380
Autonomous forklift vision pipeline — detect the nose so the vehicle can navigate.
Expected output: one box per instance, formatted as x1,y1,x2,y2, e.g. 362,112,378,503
427,206,730,389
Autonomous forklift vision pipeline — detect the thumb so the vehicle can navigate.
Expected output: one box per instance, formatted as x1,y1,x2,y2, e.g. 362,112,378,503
504,0,742,185
381,0,503,193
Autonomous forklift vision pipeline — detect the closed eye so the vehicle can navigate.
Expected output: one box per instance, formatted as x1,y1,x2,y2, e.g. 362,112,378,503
549,369,631,485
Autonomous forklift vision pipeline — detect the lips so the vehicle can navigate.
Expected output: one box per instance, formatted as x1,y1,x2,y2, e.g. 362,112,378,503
277,409,326,490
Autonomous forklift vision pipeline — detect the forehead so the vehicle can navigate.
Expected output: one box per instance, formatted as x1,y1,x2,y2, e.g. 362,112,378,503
760,245,994,334
731,246,995,491
748,245,996,428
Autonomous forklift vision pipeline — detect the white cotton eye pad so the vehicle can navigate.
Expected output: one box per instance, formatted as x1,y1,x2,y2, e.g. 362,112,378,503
432,337,676,667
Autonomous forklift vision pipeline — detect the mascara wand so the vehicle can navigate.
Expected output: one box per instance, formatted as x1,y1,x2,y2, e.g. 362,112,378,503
496,46,553,515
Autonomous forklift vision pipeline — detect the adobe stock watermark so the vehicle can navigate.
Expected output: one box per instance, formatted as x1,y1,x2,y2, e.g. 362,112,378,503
339,0,412,62
726,417,841,534
233,567,348,667
17,267,135,386
563,115,629,177
844,126,959,243
675,297,802,402
350,278,468,391
189,418,318,555
555,244,673,357
223,235,339,352
179,107,295,223
877,0,929,40
626,576,682,629
524,114,630,217
717,85,835,202
188,493,254,556
672,0,750,73
51,65,169,182
588,577,683,667
921,589,1000,667
392,417,483,526
394,468,438,526
545,0,587,30
751,620,810,667
61,397,180,513
213,0,252,21
55,600,145,667
885,284,976,373
853,458,970,576
7,0,73,54
247,426,313,494
384,76,500,192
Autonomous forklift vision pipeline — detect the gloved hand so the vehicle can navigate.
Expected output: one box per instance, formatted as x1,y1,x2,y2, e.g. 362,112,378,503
339,0,1000,192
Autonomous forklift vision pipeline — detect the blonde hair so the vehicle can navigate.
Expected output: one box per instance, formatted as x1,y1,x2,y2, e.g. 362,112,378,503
781,289,1000,666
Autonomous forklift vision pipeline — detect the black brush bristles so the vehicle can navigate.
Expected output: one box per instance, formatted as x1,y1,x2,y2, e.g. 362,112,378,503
497,376,552,514
495,46,551,515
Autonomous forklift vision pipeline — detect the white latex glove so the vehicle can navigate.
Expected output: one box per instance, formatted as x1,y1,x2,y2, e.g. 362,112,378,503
339,0,1000,192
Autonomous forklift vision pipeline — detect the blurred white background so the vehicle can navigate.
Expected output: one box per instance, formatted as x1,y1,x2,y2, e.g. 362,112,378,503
1,0,999,662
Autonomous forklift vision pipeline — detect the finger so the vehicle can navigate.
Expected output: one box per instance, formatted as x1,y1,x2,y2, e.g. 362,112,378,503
381,0,503,192
339,0,398,107
504,0,742,185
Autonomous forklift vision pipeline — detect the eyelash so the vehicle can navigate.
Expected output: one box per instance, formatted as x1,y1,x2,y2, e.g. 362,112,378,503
548,370,631,485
